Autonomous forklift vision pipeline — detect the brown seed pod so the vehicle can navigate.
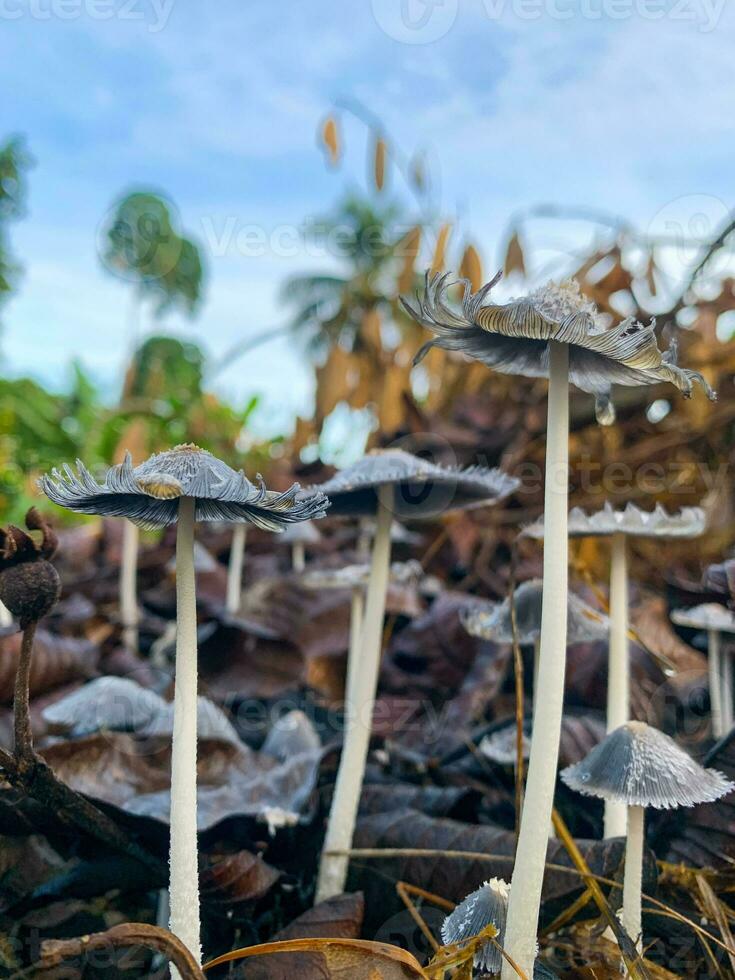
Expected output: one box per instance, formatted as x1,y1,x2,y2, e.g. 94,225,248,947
0,508,61,628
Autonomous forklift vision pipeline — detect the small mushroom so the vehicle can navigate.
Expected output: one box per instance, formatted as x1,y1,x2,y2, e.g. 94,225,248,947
282,519,322,572
441,878,558,978
308,448,518,902
462,580,608,705
41,444,328,963
562,721,733,951
302,559,422,713
671,603,735,738
404,272,714,980
524,503,705,838
441,878,509,976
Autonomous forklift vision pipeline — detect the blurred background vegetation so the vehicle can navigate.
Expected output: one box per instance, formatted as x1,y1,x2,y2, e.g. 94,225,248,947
1,108,734,579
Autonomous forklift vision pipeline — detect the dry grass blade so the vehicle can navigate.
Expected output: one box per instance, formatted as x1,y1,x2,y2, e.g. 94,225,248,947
551,808,649,979
203,937,429,978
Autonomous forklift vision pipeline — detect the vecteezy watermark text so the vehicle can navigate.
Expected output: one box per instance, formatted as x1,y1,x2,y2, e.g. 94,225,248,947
371,0,725,42
0,0,175,32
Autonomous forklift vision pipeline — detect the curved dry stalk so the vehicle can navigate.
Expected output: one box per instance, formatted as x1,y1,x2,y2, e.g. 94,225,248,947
8,923,204,979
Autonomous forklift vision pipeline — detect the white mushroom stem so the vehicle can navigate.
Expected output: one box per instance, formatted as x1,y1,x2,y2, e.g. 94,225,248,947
120,519,140,653
292,542,306,572
169,496,201,964
532,636,541,714
315,485,393,903
722,643,733,732
0,600,12,628
344,586,365,708
502,341,569,980
623,804,645,952
604,532,629,838
226,523,247,615
709,628,724,738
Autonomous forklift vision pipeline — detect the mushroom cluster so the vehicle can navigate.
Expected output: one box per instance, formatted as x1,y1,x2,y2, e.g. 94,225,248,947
403,270,716,978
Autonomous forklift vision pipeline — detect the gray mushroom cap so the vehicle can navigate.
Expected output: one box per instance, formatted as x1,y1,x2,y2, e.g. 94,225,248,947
561,721,734,810
523,502,706,541
281,520,322,545
403,273,715,425
480,727,532,766
40,444,329,531
304,448,518,519
441,877,509,975
301,559,423,591
671,603,735,634
461,579,608,646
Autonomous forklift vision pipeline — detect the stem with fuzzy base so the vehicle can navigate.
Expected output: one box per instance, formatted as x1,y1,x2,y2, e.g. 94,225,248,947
120,520,140,652
169,497,201,964
623,804,644,951
315,486,393,902
502,341,569,979
605,532,629,838
226,524,247,615
722,644,733,732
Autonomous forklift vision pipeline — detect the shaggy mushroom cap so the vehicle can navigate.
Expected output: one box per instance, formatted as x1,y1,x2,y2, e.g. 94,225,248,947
441,878,509,975
305,448,518,519
561,721,734,810
671,603,735,634
462,579,608,646
403,273,716,425
524,502,706,541
40,444,329,530
301,559,423,591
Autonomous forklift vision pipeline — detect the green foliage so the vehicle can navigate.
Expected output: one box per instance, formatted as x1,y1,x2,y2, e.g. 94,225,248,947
280,193,407,355
101,191,205,316
0,136,33,309
0,363,103,523
0,337,266,524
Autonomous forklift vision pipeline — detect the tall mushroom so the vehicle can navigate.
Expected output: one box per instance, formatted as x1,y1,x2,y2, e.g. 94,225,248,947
225,523,247,615
562,721,733,951
310,447,519,902
525,502,706,836
302,559,423,711
282,519,322,572
40,445,328,964
462,579,609,708
671,602,735,738
403,272,715,978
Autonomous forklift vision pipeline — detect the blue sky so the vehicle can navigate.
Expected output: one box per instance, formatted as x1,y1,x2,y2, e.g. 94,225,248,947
1,0,733,437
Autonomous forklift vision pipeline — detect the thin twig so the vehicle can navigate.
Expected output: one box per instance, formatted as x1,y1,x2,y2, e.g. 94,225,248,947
8,923,203,979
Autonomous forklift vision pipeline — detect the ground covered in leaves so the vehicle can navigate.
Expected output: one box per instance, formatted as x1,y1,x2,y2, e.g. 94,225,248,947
0,507,733,979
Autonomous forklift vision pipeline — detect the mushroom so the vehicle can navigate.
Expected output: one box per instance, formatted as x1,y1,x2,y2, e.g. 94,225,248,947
441,877,509,976
309,447,518,902
441,878,559,978
525,502,706,837
40,444,328,963
282,519,322,572
671,603,735,738
119,519,140,651
562,721,733,951
302,559,423,713
462,580,608,707
225,523,247,615
403,272,715,979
